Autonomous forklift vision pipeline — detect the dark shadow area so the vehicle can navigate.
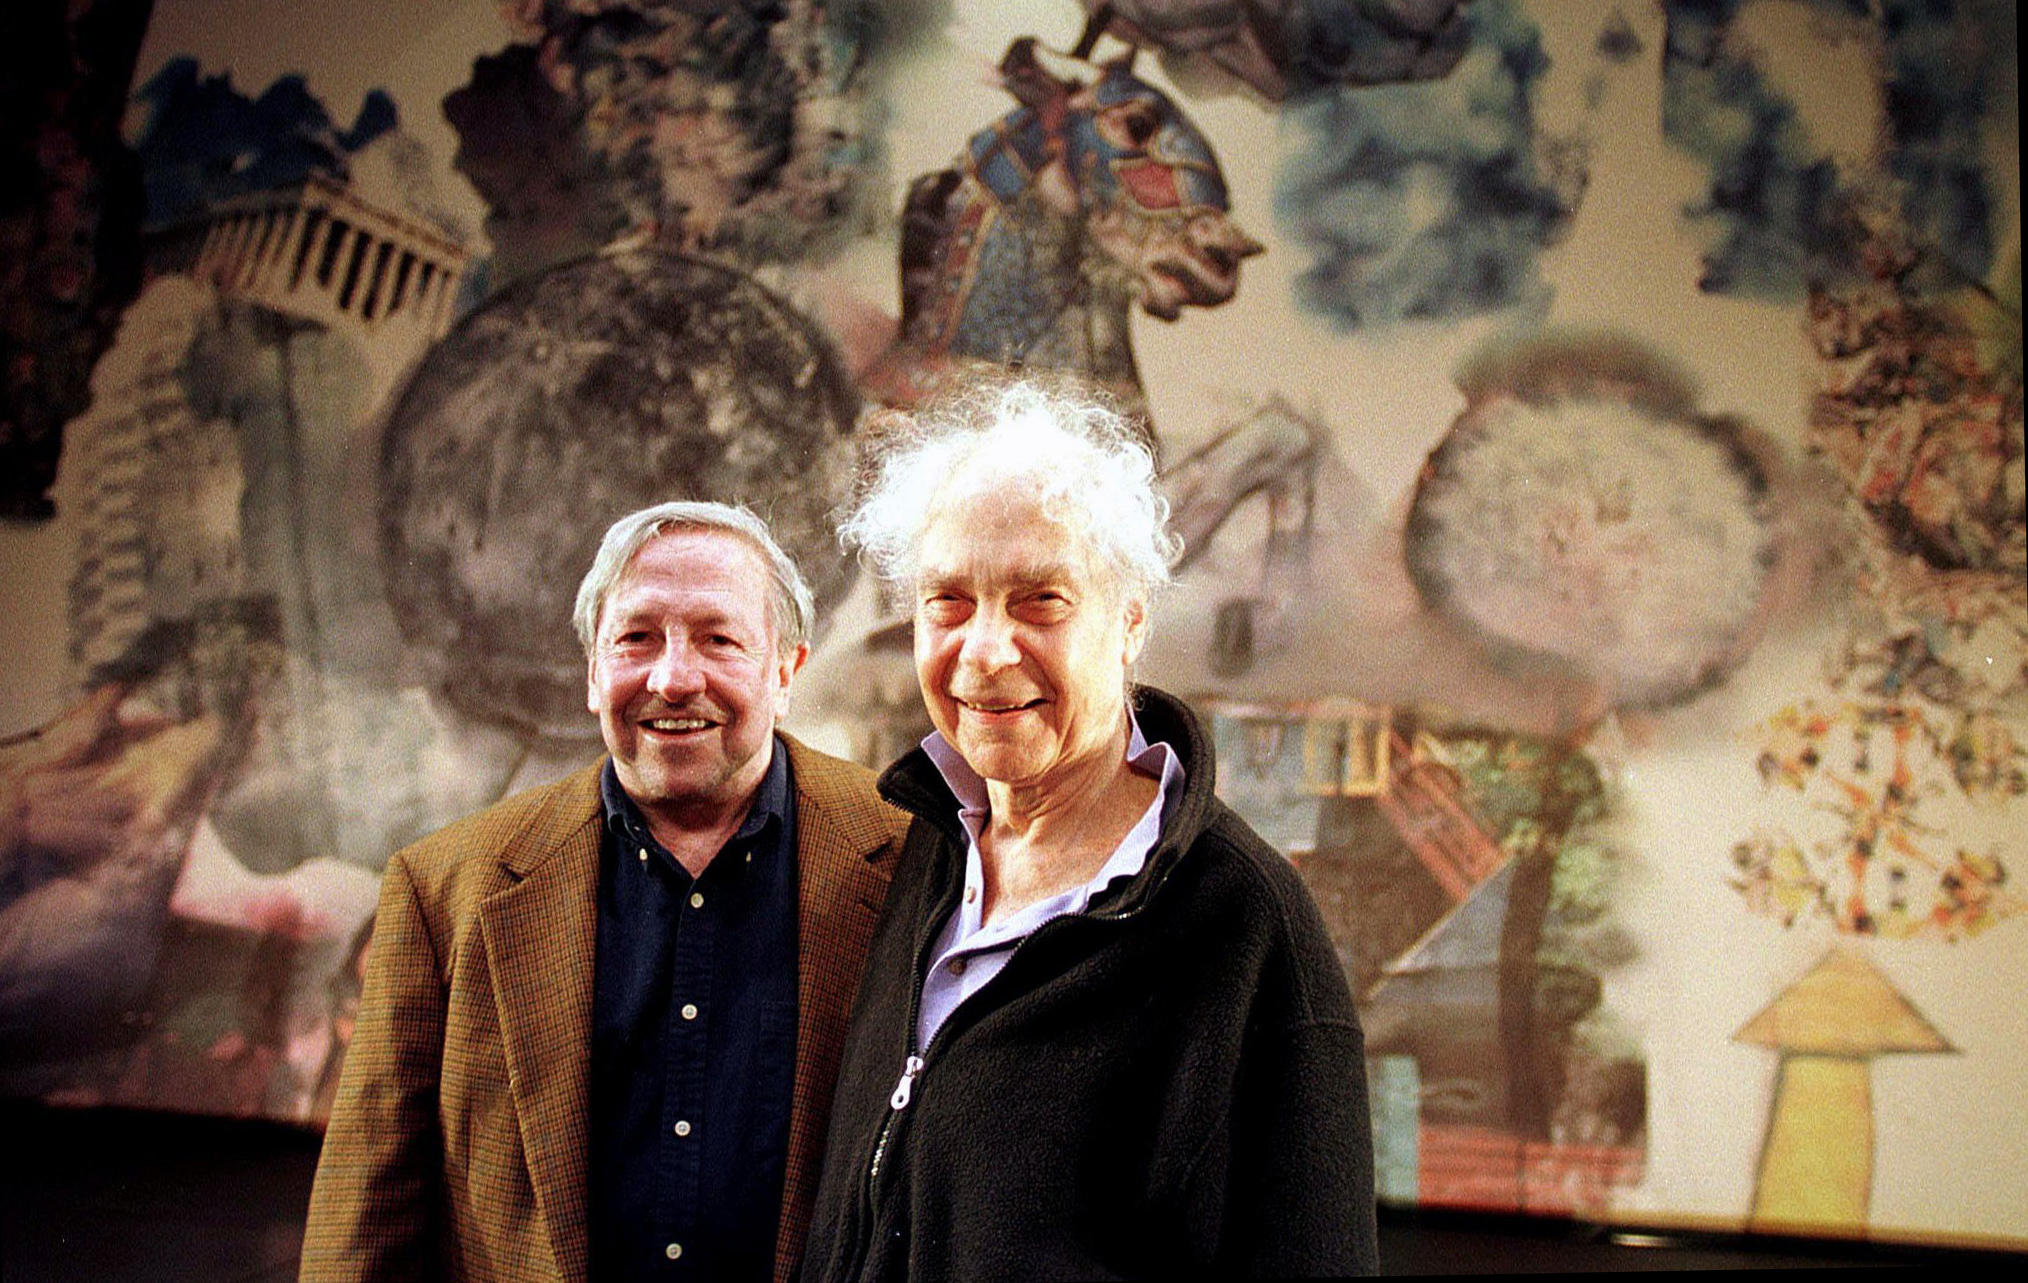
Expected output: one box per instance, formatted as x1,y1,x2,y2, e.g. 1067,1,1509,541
1373,1203,2018,1273
3,1100,320,1283
2,1099,2020,1278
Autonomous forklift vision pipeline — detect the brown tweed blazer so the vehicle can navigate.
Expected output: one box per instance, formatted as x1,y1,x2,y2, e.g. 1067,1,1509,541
299,735,905,1283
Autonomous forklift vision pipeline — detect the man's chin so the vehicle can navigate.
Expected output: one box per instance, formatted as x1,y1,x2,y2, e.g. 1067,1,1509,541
618,751,725,795
951,736,1048,784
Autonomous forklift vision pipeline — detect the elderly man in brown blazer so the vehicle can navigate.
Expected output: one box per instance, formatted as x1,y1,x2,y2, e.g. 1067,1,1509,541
301,501,905,1283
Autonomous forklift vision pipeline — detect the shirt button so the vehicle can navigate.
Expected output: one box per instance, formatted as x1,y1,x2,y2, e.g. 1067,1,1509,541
689,891,705,909
681,1003,699,1021
949,957,968,975
964,884,978,903
665,1242,683,1260
673,1119,692,1137
637,847,649,863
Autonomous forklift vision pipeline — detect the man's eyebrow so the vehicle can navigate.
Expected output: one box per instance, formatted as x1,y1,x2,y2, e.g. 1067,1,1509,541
1006,563,1079,589
918,563,1078,592
603,604,748,632
685,605,753,632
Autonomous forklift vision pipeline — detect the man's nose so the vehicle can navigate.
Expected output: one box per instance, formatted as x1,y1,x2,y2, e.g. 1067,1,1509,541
958,608,1020,672
646,638,707,698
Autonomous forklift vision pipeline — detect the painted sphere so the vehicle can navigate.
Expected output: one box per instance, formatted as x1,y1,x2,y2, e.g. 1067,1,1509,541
379,248,858,738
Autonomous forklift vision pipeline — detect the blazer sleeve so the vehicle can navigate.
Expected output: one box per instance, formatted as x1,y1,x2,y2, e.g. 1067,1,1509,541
299,850,448,1282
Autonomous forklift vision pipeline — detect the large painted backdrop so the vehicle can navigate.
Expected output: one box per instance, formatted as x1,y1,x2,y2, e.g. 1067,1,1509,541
2,0,2021,1252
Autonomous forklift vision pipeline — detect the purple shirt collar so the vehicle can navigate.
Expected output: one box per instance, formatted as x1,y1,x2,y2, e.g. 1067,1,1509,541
913,710,1185,1052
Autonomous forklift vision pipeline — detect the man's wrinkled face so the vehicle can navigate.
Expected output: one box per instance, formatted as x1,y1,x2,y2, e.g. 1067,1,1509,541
913,491,1145,795
586,530,804,826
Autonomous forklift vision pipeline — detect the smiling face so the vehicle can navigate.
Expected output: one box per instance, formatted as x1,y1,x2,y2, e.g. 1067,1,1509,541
913,490,1147,798
586,529,805,832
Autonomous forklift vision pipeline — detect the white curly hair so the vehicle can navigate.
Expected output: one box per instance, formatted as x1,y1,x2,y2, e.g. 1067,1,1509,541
838,382,1183,605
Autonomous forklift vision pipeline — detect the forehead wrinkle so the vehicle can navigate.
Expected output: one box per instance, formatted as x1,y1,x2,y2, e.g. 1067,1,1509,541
600,579,763,636
918,548,1085,590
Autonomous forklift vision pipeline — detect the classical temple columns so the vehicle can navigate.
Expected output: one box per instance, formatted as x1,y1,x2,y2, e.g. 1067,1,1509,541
167,172,467,346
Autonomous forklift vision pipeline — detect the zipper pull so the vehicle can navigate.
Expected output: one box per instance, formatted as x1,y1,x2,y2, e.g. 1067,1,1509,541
889,1054,925,1110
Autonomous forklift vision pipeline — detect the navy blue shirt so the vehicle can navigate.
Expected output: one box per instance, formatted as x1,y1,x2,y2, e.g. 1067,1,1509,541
588,741,799,1283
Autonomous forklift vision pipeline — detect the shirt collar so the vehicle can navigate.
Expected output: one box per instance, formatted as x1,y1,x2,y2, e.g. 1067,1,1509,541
600,734,792,859
919,709,1186,910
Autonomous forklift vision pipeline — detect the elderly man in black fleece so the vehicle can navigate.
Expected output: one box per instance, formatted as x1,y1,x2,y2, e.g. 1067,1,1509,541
803,382,1377,1281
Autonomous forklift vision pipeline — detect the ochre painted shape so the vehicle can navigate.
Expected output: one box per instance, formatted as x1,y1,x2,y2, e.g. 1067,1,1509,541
1750,1055,1873,1230
1734,947,1952,1056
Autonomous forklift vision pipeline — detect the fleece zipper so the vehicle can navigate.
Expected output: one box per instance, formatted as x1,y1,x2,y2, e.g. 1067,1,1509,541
845,752,1185,1279
852,876,1162,1237
856,833,957,1203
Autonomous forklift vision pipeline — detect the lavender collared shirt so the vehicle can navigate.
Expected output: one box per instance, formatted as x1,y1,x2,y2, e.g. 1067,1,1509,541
913,715,1185,1053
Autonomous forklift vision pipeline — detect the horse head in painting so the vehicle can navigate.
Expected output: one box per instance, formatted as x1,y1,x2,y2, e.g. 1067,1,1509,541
859,38,1316,680
862,38,1264,423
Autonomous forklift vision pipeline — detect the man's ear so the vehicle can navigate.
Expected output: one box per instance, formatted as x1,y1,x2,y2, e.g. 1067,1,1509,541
1122,596,1149,666
774,643,811,715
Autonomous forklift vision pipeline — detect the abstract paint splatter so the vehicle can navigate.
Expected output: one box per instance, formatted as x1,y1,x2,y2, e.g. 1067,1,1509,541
1736,210,2025,942
1078,0,1478,100
1736,701,2023,940
445,0,948,284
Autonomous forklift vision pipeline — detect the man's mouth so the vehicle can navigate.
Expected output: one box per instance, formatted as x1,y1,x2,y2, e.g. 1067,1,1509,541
642,715,714,733
958,697,1044,716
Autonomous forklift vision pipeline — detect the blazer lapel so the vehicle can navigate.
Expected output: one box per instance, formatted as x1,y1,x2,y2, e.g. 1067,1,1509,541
775,736,904,1282
478,767,603,1283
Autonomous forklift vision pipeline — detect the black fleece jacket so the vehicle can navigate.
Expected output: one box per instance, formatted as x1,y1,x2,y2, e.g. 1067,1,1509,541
801,686,1378,1282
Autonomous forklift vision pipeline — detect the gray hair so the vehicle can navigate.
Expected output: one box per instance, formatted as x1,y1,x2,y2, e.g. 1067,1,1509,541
839,383,1182,603
572,501,815,656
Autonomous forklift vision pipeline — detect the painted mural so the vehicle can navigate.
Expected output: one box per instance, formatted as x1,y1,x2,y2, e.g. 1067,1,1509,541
1,0,2020,1252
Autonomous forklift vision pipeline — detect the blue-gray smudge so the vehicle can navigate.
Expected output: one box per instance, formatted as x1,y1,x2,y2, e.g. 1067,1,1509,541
1879,0,2012,288
1284,0,1476,92
1596,7,1643,64
1274,0,1569,331
131,57,397,232
1662,0,2009,299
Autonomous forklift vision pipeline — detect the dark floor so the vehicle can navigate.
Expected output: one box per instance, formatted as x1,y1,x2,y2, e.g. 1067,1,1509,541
1,1100,2015,1279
